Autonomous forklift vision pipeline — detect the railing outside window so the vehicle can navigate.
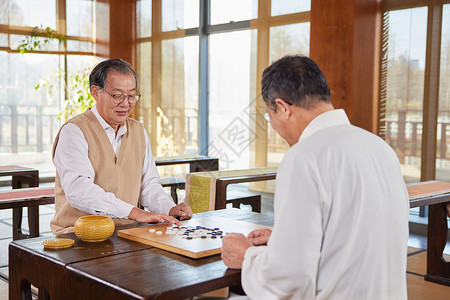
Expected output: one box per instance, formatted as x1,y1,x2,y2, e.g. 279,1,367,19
385,109,450,167
0,104,60,154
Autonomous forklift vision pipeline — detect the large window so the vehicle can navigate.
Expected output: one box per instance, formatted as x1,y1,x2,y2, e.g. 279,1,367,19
0,0,102,174
209,30,255,169
383,7,427,182
438,4,450,181
135,0,311,173
136,0,200,162
381,0,450,184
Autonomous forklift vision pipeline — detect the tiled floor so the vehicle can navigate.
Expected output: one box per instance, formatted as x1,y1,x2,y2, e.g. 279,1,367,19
0,184,448,299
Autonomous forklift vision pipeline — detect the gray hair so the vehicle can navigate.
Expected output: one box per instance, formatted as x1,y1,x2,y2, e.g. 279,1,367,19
261,55,330,110
89,58,139,90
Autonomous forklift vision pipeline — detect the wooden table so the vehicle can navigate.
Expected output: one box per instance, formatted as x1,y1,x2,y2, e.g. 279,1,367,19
155,155,219,173
9,208,273,300
0,165,39,240
407,180,450,286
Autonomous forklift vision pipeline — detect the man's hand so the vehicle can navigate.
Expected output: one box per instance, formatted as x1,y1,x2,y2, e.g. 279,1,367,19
128,207,182,226
221,233,253,269
169,203,193,220
247,228,272,246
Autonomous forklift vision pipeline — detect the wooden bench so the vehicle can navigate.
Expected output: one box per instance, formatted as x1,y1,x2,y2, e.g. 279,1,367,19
407,180,450,286
0,187,55,240
186,167,277,213
215,171,277,213
155,156,220,203
159,176,262,211
225,189,262,212
159,176,186,203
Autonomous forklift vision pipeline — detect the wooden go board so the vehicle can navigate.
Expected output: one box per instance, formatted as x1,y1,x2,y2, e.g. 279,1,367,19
117,216,271,259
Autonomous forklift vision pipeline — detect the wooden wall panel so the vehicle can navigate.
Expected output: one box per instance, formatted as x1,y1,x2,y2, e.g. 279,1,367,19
109,0,136,66
310,0,381,133
108,0,137,118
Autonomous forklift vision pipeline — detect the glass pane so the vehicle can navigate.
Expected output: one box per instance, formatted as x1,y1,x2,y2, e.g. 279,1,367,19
9,0,56,28
137,0,152,38
384,7,427,183
209,30,255,170
437,4,450,181
11,34,61,52
0,1,8,24
136,42,152,133
271,0,310,16
0,51,60,169
67,40,93,52
162,0,199,31
0,34,7,47
66,0,93,38
64,55,99,121
156,37,199,157
211,0,258,25
267,22,310,164
270,23,310,65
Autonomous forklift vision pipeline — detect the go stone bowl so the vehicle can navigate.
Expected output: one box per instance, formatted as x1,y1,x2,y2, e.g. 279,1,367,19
74,215,115,242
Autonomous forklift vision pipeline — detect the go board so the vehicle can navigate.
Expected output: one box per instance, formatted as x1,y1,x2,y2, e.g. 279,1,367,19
117,216,271,259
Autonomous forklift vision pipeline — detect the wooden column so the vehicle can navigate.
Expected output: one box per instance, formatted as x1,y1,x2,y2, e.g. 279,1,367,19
109,0,136,65
310,0,381,134
421,1,442,181
251,0,270,168
107,0,137,118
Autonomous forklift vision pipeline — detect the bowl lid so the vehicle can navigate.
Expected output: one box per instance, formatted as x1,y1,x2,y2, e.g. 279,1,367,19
42,238,75,250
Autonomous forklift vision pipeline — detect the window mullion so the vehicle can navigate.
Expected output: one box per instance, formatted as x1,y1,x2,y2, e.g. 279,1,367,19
420,0,443,180
198,0,210,155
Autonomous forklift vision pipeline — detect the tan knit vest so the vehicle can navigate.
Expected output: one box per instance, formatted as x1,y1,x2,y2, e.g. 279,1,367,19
50,109,146,234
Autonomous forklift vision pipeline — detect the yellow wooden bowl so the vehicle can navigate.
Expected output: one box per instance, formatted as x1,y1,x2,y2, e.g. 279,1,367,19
74,215,115,242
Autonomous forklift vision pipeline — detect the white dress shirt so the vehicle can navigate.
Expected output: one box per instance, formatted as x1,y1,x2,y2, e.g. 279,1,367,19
53,105,175,219
242,109,409,300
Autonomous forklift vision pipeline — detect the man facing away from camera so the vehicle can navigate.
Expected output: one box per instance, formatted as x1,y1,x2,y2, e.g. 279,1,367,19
222,55,409,300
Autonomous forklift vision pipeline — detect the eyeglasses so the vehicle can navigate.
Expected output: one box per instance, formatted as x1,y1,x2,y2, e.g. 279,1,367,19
263,112,270,122
101,89,141,105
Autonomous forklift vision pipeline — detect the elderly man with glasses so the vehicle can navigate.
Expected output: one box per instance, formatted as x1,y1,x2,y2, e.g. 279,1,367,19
51,59,192,234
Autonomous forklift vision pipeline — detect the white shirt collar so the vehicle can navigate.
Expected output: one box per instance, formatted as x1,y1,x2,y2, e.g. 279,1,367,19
91,105,127,136
299,109,350,142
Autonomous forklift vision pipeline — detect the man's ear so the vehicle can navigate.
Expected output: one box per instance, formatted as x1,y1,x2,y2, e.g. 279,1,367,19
274,98,292,119
90,85,100,101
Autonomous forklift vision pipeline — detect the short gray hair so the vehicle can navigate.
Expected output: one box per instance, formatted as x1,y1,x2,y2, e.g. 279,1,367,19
89,58,139,90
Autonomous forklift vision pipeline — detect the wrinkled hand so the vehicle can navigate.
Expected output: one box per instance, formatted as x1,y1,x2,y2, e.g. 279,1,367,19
128,207,182,226
221,233,252,269
247,228,272,246
169,203,193,220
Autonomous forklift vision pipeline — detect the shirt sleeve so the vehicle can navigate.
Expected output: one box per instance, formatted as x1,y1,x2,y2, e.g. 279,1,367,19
241,152,322,299
139,129,176,214
54,123,135,219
